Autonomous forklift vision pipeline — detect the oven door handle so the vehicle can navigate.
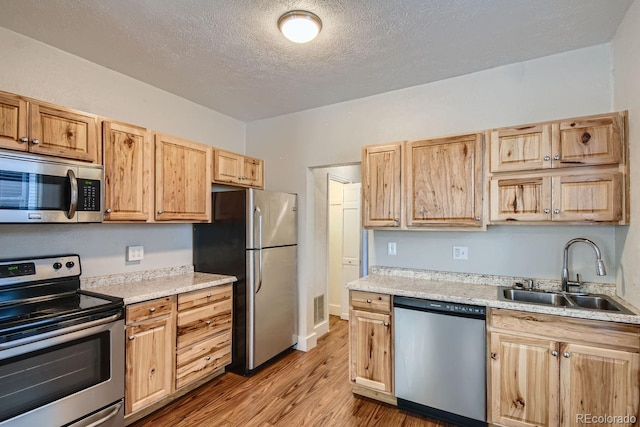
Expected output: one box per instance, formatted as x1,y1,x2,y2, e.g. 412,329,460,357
0,312,121,351
68,401,123,427
67,168,78,220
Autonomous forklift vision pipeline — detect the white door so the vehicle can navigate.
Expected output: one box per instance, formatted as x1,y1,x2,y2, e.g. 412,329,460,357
328,180,344,317
341,183,361,320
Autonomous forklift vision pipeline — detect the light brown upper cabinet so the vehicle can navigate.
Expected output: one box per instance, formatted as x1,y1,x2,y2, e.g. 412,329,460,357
490,112,625,173
362,142,402,228
102,121,153,222
155,134,211,222
213,149,264,189
0,90,99,163
489,111,628,225
405,133,483,227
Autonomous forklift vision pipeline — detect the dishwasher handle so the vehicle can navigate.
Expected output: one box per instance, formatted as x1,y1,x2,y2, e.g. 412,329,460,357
394,296,486,319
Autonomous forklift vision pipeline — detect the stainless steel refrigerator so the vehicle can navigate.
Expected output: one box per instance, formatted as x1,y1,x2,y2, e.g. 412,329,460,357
193,189,297,374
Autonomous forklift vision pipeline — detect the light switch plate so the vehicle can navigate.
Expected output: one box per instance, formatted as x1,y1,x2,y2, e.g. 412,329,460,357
126,245,144,261
388,242,397,256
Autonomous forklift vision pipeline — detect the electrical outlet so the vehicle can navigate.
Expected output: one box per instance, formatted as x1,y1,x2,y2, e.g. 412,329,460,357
453,246,468,260
388,242,397,256
126,245,144,261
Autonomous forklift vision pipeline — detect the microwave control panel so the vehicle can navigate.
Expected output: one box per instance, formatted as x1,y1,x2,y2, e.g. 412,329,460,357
78,179,101,212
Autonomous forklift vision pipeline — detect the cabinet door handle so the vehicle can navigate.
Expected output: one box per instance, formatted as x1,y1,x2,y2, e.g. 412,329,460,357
551,350,558,357
544,155,551,161
149,307,156,313
490,352,497,360
128,335,135,340
475,216,481,221
31,139,40,145
554,209,560,214
544,208,550,214
206,320,212,325
20,136,28,143
157,210,164,215
366,299,372,303
563,352,570,358
383,322,389,327
105,208,112,214
207,294,212,298
205,356,211,361
554,154,560,160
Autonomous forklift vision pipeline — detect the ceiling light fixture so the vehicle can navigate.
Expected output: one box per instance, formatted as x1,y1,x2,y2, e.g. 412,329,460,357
278,10,322,43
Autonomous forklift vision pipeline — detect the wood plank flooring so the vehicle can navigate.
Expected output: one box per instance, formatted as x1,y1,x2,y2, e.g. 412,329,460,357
131,316,453,427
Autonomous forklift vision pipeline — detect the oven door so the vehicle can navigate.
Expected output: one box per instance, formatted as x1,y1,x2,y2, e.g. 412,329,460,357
0,315,124,427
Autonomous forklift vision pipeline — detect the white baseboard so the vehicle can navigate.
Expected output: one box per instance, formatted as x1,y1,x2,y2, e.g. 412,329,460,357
314,319,329,339
340,311,349,320
329,304,341,316
294,331,317,352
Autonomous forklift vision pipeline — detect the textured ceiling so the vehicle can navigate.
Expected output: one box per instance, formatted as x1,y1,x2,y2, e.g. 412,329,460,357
0,0,633,121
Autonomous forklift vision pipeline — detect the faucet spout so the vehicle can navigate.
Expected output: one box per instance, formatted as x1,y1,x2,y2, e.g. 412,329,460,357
562,238,607,292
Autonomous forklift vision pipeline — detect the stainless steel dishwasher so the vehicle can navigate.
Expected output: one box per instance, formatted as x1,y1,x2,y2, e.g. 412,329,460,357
394,296,487,427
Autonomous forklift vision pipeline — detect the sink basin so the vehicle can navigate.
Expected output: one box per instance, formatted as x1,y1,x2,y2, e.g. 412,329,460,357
501,288,572,306
498,287,634,315
566,294,632,314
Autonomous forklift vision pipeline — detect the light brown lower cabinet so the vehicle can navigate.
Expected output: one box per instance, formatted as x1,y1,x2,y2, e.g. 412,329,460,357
349,290,395,405
124,285,233,421
488,308,639,427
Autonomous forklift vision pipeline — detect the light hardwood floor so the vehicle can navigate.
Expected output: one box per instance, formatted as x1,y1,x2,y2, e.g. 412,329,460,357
131,316,452,427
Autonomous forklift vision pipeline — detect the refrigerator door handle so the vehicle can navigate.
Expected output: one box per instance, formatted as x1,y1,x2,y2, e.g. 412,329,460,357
254,207,263,293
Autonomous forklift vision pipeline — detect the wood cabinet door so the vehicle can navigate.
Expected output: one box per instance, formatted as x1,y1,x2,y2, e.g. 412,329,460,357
0,91,28,151
559,343,639,427
490,175,552,222
213,149,243,185
489,333,559,427
125,316,175,415
28,102,99,163
103,121,152,221
362,143,402,227
243,156,264,188
406,133,483,226
155,134,211,222
553,113,624,167
349,309,392,393
490,124,552,172
551,173,622,222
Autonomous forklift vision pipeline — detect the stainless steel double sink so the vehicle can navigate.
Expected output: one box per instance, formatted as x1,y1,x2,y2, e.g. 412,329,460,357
498,287,634,315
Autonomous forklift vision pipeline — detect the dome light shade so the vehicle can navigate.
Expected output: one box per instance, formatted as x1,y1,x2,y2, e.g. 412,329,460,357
278,10,322,43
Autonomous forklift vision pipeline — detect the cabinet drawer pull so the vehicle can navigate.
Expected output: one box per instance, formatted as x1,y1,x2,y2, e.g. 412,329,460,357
544,208,550,214
383,322,389,327
554,154,560,160
20,136,28,143
563,352,570,358
105,208,112,214
551,350,558,357
206,320,212,325
544,155,551,161
128,335,135,340
157,210,164,215
490,352,497,360
366,299,372,303
31,139,40,145
554,209,560,214
149,307,156,313
205,356,211,361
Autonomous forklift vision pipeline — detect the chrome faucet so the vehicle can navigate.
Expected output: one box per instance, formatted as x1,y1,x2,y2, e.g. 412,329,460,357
561,238,607,292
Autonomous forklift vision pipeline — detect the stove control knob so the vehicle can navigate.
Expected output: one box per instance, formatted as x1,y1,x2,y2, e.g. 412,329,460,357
66,261,75,268
53,262,62,270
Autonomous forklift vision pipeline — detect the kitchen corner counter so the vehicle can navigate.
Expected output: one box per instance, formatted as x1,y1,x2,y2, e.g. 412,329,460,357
82,266,236,305
348,267,640,325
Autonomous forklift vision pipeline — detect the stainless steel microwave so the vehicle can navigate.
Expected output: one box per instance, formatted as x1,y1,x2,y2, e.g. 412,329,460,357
0,152,103,223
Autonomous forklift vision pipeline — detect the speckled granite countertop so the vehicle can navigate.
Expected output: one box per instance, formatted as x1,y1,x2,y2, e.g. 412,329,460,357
348,267,640,324
82,265,236,305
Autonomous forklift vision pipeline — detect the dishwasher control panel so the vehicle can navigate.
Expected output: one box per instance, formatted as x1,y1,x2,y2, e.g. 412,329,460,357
394,296,486,318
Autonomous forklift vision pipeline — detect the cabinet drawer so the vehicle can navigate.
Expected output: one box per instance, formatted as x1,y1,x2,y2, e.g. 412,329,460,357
350,291,391,313
176,330,231,389
126,296,174,324
177,284,232,312
176,299,232,348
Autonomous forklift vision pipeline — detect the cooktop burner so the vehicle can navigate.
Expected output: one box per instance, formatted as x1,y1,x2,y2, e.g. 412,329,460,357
0,254,123,344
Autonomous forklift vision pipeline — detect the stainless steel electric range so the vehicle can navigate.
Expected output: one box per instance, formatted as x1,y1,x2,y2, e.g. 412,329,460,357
0,254,125,427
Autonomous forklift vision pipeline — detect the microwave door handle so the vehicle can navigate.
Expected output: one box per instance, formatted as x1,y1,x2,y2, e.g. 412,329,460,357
67,168,78,219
